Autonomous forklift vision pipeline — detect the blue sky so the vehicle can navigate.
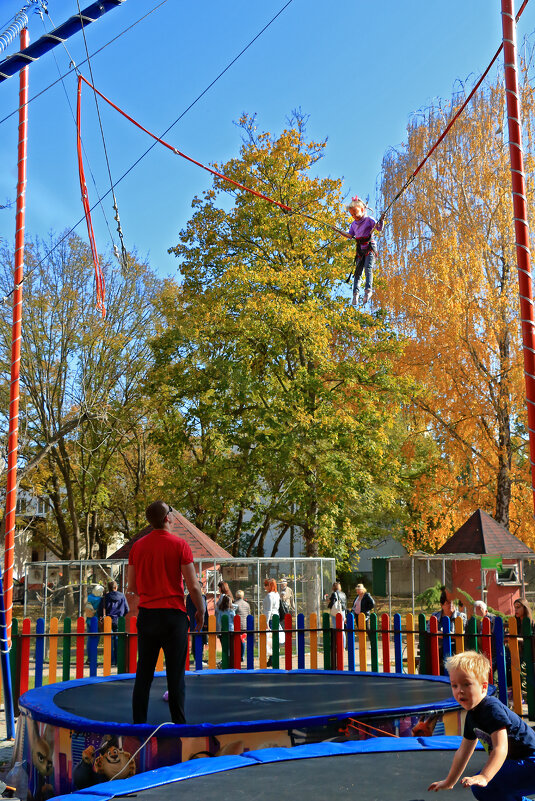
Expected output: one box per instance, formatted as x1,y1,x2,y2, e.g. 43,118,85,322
1,0,535,281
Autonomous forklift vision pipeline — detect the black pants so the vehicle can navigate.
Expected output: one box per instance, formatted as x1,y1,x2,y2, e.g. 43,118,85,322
132,607,188,724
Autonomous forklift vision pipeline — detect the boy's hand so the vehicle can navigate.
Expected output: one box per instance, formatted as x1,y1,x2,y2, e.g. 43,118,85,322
461,775,488,788
427,779,454,791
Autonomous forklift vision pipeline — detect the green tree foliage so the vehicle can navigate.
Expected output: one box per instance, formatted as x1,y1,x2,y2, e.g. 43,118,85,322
152,113,411,564
0,233,163,560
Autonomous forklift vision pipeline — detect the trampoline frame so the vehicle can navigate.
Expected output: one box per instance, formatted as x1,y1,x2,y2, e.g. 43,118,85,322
18,668,460,738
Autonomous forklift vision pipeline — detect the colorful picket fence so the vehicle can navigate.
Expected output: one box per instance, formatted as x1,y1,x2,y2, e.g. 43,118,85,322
6,612,533,720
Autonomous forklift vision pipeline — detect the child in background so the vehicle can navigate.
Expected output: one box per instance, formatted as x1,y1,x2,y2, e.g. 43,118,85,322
344,196,384,305
428,650,535,799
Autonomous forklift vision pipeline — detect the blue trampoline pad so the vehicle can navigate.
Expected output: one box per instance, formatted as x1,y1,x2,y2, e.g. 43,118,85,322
50,737,488,801
26,669,457,736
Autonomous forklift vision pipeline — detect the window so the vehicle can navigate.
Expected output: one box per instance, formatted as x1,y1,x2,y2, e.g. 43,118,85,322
16,497,27,514
36,497,47,516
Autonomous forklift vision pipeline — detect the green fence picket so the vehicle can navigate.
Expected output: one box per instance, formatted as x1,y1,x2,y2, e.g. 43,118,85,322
272,614,280,668
322,612,331,670
418,613,427,674
465,616,477,651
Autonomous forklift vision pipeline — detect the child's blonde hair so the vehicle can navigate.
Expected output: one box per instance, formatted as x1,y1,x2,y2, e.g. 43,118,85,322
445,650,490,684
346,196,366,211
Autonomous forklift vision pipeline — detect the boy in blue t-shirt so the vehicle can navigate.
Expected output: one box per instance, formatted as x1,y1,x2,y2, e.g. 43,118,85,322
428,650,535,799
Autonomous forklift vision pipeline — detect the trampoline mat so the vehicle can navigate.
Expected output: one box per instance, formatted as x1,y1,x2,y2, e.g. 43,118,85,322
53,671,455,726
110,749,490,801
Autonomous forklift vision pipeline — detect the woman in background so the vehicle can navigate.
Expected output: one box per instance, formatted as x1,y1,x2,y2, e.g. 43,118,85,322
215,581,233,612
263,578,280,667
351,583,374,621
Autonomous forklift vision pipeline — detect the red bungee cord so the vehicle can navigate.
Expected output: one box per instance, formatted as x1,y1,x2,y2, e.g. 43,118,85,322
78,74,292,214
74,0,531,314
76,76,106,317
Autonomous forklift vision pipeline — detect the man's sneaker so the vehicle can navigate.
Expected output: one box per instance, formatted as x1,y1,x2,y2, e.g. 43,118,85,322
363,288,374,303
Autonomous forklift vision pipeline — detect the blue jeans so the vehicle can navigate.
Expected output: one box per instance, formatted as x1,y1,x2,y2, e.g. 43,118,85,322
110,621,118,666
471,757,535,801
353,249,375,294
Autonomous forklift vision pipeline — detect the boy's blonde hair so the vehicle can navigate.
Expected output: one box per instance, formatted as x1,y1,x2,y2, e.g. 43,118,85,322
445,650,490,684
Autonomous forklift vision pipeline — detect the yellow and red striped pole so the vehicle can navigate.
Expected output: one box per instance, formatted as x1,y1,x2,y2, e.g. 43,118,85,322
501,0,535,513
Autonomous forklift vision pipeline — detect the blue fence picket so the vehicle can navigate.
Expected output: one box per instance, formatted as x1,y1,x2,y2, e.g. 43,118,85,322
88,616,99,676
34,618,45,688
393,613,403,673
494,616,507,704
442,616,451,663
194,627,204,671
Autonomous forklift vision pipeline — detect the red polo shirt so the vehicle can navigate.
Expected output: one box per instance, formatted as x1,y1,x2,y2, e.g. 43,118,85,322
129,529,193,612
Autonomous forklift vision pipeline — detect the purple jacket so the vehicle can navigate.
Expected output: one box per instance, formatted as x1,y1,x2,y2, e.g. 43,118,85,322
347,215,383,251
97,590,129,622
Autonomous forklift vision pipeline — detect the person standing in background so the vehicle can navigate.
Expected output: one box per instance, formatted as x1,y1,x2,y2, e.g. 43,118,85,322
234,589,251,662
279,578,295,613
263,578,281,667
128,501,204,724
97,580,129,666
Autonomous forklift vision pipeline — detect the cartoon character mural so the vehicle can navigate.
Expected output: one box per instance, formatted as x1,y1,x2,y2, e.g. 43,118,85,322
73,735,136,789
27,720,54,800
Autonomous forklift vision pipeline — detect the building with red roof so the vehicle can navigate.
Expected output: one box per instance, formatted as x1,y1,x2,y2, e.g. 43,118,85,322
108,509,233,561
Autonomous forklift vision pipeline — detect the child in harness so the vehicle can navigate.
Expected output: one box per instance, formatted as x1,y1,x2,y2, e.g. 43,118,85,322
344,196,384,305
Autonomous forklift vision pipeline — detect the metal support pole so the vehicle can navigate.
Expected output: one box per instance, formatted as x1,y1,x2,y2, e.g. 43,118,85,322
44,562,48,631
388,560,392,620
79,560,83,618
502,0,535,514
23,563,27,619
0,26,28,738
3,26,28,643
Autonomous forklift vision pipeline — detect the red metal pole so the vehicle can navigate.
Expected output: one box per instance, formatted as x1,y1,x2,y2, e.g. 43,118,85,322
3,27,29,639
501,0,535,515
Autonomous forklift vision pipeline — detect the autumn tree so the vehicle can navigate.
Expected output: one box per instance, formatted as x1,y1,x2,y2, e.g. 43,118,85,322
0,233,164,561
378,70,535,548
152,113,410,563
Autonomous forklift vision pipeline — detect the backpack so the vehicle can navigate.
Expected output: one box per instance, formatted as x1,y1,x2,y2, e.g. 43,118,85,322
279,597,291,617
329,592,342,617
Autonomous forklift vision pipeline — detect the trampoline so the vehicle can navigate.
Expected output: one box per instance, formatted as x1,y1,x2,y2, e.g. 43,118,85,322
50,736,488,801
15,670,463,798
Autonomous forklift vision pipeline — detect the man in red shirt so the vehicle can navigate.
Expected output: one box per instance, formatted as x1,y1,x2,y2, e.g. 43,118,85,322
127,501,204,724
